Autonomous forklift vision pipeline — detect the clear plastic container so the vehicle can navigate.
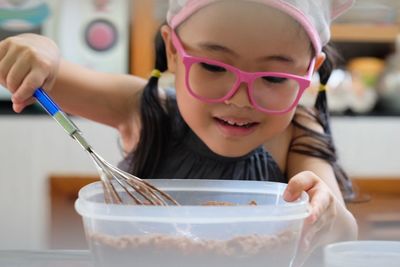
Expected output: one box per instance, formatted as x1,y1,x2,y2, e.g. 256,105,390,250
324,241,400,267
75,179,309,267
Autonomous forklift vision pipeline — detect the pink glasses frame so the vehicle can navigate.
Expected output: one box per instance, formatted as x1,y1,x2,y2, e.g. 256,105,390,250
171,30,316,115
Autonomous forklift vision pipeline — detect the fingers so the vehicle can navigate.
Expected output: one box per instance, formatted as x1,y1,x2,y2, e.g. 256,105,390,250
12,68,47,103
283,171,317,202
0,43,17,88
10,67,48,113
0,37,11,62
284,171,336,226
0,35,60,113
6,53,32,93
13,97,36,113
306,185,333,224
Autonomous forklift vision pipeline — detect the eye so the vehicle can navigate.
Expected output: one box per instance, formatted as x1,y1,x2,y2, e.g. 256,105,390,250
200,62,226,73
262,76,288,84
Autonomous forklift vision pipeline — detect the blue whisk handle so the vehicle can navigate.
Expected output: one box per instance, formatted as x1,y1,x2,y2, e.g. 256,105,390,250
33,88,60,116
33,88,91,150
33,87,79,137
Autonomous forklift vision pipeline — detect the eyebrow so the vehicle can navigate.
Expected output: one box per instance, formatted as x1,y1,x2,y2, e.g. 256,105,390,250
197,42,295,63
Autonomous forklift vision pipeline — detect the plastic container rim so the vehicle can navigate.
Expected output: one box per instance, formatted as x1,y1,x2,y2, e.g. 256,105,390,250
75,179,310,223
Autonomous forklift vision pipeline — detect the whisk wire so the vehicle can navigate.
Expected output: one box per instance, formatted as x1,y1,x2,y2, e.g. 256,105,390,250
90,150,146,205
90,148,178,206
90,152,123,204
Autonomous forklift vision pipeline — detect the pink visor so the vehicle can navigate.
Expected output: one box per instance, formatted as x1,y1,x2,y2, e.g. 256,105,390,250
167,0,355,54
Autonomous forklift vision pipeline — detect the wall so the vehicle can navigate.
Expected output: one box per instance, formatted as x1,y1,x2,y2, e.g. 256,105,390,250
0,116,120,249
332,117,400,177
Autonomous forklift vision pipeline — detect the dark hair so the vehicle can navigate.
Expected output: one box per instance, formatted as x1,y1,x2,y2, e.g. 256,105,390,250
290,44,355,201
127,27,170,178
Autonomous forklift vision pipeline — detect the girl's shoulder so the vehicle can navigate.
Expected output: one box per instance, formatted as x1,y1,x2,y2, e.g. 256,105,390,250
292,106,324,135
263,106,323,173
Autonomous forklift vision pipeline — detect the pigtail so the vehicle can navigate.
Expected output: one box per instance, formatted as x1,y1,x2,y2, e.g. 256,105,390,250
291,44,355,201
315,46,334,135
316,45,355,200
129,26,170,178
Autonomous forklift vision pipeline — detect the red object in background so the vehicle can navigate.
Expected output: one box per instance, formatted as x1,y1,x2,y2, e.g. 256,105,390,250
85,19,117,51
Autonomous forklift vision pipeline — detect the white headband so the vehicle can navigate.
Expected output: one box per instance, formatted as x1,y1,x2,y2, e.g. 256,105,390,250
167,0,355,54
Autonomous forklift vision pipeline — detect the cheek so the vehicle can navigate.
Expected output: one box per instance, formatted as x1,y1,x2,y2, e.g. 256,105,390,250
260,111,295,138
175,71,209,128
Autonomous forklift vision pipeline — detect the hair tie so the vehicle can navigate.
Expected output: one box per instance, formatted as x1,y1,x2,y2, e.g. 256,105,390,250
319,84,328,92
151,69,162,79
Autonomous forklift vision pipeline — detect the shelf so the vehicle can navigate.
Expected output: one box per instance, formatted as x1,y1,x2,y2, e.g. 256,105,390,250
331,23,400,43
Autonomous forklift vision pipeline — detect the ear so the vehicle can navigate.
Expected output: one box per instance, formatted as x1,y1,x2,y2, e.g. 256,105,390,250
314,52,326,72
160,25,178,73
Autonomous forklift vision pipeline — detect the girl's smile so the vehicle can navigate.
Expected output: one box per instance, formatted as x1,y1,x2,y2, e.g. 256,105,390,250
213,116,260,137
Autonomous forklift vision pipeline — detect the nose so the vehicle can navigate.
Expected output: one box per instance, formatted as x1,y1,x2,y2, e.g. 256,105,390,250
224,82,253,109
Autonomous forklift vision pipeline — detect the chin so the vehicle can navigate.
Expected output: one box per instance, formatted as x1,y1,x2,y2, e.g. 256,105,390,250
208,142,257,158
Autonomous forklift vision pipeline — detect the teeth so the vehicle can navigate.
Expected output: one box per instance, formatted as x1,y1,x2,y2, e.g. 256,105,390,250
225,120,251,126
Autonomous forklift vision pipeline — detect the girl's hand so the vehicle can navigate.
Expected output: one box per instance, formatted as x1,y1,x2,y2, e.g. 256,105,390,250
284,171,337,227
283,171,351,266
0,33,60,113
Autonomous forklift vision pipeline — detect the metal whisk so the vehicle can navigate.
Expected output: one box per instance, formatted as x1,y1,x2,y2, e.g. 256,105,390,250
33,88,179,205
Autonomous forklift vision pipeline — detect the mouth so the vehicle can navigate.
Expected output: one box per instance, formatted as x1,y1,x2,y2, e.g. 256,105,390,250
214,117,259,129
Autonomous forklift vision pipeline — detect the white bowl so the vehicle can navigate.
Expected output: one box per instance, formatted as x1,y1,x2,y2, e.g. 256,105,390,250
324,240,400,267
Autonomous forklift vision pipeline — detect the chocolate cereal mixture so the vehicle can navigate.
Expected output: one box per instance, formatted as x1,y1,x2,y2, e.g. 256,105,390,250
88,201,296,267
89,230,295,257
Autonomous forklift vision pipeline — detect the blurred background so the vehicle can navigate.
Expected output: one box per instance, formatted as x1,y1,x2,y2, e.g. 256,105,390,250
0,0,399,251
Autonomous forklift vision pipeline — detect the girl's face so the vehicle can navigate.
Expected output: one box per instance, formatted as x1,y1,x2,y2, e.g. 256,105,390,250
163,1,325,157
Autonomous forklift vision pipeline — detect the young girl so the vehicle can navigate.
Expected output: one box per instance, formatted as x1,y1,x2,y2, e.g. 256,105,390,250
0,0,357,263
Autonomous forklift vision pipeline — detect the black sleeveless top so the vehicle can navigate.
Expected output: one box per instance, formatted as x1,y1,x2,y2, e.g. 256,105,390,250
118,91,287,183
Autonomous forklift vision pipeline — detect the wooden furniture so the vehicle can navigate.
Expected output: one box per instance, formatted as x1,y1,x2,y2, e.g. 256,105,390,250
130,0,161,78
331,24,400,43
49,176,97,249
347,178,400,240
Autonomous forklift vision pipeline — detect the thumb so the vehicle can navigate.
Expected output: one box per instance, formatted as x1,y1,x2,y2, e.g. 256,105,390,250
284,171,317,202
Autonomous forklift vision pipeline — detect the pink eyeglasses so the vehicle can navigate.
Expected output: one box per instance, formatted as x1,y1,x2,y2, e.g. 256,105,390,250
171,30,316,115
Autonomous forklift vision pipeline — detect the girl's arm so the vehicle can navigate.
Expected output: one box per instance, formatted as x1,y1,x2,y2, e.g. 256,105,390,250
285,108,358,264
50,60,147,130
286,156,358,239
